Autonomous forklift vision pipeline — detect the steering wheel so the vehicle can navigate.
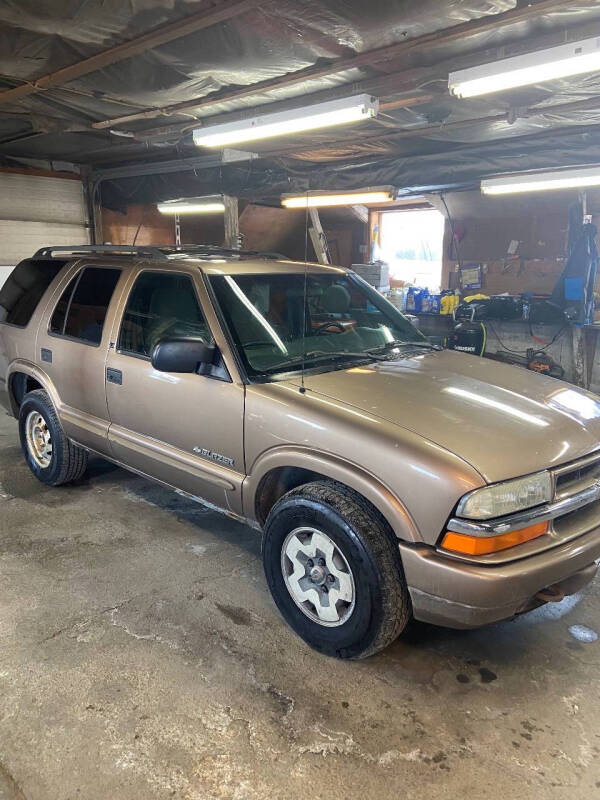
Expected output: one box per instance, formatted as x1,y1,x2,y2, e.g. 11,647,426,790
315,321,345,335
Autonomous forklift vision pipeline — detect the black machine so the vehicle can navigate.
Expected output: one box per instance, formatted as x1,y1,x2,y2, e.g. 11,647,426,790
446,321,486,356
444,202,595,376
453,295,565,324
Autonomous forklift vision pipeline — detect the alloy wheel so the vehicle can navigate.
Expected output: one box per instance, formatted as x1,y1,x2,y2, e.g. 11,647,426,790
281,527,355,627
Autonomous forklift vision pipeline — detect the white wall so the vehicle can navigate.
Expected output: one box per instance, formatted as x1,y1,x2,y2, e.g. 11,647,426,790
0,172,89,277
0,266,12,289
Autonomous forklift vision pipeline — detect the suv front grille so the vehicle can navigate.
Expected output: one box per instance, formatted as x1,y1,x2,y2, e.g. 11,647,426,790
555,456,600,500
551,452,600,541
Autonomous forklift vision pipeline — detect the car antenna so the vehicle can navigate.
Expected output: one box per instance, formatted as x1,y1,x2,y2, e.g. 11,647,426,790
300,191,309,395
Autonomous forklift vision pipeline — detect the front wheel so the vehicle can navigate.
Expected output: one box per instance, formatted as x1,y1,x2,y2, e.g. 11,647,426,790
262,481,411,659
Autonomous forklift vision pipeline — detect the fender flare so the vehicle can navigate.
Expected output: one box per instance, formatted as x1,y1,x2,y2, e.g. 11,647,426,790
6,359,61,417
245,445,421,543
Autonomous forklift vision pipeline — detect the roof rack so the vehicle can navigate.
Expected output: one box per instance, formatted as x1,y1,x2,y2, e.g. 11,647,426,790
33,244,161,259
32,244,284,261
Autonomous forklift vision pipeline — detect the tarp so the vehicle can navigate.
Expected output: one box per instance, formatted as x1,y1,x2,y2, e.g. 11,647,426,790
99,127,600,210
0,0,599,200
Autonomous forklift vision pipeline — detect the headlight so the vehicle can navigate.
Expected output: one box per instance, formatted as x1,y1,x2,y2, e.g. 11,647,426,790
456,471,552,520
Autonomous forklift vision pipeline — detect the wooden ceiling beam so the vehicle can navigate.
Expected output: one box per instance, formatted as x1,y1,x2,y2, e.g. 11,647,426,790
280,95,600,159
91,0,594,130
0,0,260,106
126,88,437,143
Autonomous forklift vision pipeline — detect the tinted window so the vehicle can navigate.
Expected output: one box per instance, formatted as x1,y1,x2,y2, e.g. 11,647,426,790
0,259,66,327
118,271,210,358
50,267,121,345
49,275,78,335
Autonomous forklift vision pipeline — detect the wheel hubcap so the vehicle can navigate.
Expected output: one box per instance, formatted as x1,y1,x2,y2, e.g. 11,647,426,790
281,527,355,627
309,565,327,585
25,411,53,468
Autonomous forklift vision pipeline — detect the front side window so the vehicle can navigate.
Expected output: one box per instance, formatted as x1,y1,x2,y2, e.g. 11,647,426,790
0,259,66,327
210,272,425,379
118,271,210,358
49,267,121,345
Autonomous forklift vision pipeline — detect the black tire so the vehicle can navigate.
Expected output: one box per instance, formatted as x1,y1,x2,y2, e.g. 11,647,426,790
262,481,411,659
18,389,88,486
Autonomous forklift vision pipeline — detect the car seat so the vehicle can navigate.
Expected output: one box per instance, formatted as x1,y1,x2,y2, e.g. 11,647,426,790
321,284,351,316
145,285,206,355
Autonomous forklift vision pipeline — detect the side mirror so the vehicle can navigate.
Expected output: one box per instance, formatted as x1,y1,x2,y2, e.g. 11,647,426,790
151,338,216,373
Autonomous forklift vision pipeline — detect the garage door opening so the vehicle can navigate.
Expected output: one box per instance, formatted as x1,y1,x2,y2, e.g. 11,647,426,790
379,208,445,292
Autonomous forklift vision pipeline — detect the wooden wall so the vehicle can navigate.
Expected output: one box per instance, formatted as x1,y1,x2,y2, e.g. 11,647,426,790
101,188,599,291
238,204,308,258
100,202,366,266
101,204,175,246
433,188,600,296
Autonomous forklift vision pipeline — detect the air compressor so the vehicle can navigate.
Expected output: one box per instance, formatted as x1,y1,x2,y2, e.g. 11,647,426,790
446,321,487,356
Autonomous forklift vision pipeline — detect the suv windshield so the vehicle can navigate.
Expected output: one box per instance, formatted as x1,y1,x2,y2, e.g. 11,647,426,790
210,271,427,379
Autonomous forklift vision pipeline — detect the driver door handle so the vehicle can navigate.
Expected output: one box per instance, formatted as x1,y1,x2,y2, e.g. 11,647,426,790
106,367,122,386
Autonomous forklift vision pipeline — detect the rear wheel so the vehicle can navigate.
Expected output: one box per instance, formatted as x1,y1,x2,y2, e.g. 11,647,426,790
263,481,411,659
18,389,88,486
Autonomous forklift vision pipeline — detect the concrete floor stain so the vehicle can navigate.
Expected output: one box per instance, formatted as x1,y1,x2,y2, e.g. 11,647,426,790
1,414,600,799
215,602,255,626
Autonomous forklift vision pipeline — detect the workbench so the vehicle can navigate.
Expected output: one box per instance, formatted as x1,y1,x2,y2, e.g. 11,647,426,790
414,314,597,392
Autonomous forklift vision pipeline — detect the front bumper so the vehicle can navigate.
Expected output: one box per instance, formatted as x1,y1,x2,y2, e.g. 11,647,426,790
400,526,600,629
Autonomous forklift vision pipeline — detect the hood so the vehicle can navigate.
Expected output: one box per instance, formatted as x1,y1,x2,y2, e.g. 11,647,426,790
292,350,600,483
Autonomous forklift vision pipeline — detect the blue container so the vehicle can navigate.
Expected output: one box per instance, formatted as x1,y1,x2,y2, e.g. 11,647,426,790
564,276,584,301
405,287,417,312
406,287,429,313
428,294,441,314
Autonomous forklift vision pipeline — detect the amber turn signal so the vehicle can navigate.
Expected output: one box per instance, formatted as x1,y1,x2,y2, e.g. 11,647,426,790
441,521,549,556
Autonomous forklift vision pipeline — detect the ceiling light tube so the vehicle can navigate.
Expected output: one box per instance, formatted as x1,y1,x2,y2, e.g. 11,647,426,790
481,166,600,196
449,36,600,98
157,195,225,214
282,187,395,209
193,94,379,148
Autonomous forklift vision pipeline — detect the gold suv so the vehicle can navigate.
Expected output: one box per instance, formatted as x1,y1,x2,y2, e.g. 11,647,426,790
1,245,600,658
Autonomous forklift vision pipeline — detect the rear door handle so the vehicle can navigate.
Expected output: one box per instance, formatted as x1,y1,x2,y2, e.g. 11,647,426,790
106,367,122,386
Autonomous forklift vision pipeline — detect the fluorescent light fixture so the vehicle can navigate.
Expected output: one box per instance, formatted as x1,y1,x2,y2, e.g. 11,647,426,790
193,94,378,148
157,195,225,214
481,165,600,196
449,36,600,98
282,187,395,209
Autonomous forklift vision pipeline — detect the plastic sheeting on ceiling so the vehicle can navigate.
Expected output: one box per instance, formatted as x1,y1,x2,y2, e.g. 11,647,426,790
0,0,516,126
0,1,600,202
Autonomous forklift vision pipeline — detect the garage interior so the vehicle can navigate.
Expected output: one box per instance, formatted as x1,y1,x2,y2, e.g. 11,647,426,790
1,1,600,798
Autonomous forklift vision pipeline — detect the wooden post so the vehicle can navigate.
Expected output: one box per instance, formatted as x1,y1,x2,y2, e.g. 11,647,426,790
223,195,239,249
308,208,330,264
84,177,103,245
584,326,598,389
572,326,587,388
350,205,369,224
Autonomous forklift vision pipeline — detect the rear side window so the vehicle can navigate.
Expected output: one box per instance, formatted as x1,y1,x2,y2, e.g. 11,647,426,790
50,267,121,345
0,259,66,327
49,274,78,335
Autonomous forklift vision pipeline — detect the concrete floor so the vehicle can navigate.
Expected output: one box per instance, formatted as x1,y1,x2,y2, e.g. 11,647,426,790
1,411,599,800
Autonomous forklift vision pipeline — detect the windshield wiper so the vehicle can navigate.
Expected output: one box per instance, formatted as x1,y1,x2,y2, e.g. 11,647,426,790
261,349,388,374
368,339,443,353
